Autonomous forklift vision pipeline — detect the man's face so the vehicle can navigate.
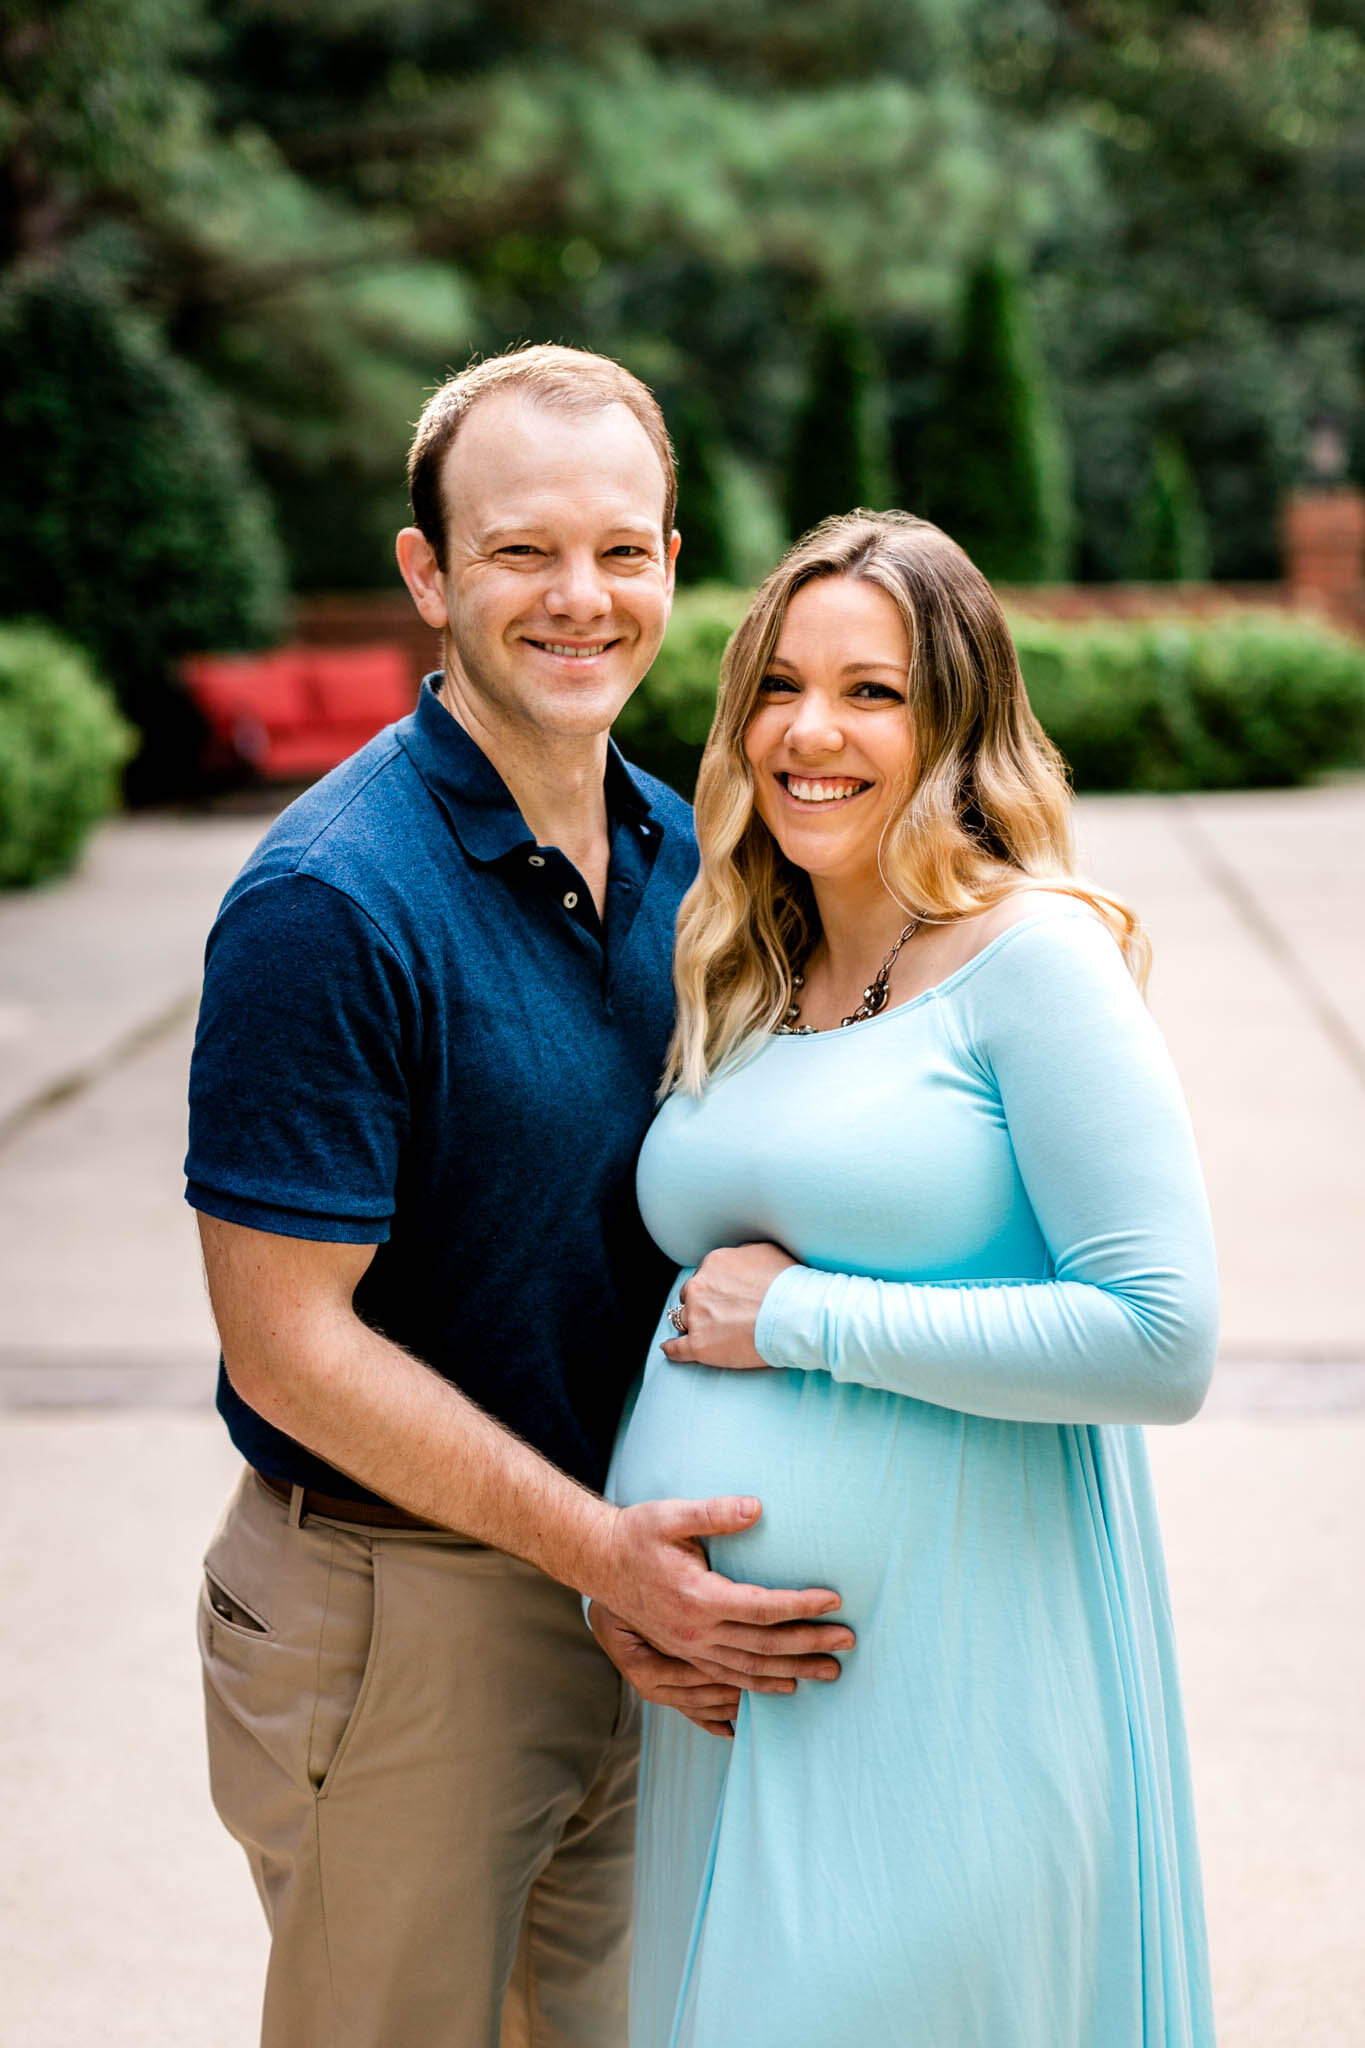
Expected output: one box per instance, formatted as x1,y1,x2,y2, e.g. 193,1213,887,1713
434,393,679,748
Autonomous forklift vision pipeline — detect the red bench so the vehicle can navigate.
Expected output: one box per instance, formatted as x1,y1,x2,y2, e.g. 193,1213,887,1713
181,644,415,781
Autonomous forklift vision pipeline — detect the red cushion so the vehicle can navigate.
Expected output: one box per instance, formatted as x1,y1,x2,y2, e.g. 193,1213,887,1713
181,643,414,778
304,646,412,725
180,652,313,734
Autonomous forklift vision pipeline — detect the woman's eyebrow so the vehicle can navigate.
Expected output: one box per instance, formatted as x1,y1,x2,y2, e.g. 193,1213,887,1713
766,656,907,674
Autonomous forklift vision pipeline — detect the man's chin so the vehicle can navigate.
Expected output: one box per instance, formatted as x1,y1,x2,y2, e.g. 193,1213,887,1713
529,679,642,741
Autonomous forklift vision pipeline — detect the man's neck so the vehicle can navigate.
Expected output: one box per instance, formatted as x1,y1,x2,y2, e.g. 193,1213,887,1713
435,681,612,900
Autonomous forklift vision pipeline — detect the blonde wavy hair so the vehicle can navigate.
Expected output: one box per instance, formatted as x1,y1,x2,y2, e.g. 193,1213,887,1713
665,510,1148,1095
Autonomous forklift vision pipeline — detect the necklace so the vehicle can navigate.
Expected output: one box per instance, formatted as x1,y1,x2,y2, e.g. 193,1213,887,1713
776,919,921,1035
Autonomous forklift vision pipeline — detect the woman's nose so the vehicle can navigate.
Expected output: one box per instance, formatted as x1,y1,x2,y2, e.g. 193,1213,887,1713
786,695,844,755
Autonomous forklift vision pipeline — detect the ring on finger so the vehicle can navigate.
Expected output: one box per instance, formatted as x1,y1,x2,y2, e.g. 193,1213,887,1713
667,1302,688,1336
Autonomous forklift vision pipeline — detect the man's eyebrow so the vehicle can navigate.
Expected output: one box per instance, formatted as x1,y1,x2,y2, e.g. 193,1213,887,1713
477,521,659,546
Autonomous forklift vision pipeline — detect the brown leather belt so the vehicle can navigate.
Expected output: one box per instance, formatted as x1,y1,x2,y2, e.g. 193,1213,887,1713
255,1469,444,1532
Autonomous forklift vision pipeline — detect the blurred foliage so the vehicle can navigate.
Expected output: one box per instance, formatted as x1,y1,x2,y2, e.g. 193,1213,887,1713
668,386,733,584
1,0,1363,598
0,622,136,887
0,271,286,796
784,309,892,543
614,582,749,793
919,253,1073,582
620,588,1365,797
1129,439,1211,584
1014,610,1365,791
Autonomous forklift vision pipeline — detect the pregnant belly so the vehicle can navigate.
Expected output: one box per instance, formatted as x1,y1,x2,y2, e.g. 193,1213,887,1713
614,1302,1100,1637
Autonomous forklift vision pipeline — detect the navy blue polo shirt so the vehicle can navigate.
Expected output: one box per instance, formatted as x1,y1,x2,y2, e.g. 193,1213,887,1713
186,677,697,1500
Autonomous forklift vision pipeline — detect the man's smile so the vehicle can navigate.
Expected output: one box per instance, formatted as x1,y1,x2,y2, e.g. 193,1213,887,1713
523,636,621,659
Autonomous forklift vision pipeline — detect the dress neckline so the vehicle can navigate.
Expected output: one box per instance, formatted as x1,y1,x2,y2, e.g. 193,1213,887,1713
767,908,1103,1043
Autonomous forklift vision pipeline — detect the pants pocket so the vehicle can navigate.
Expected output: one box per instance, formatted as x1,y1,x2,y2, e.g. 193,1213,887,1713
309,1535,384,1796
198,1475,379,1801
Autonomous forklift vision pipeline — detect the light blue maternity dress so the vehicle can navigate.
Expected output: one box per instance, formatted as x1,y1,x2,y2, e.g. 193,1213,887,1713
610,911,1219,2048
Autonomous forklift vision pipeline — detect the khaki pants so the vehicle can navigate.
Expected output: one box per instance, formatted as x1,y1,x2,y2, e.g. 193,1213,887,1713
199,1468,639,2048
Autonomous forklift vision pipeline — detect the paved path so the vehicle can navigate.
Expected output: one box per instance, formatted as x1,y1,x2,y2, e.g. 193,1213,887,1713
1,787,1363,2045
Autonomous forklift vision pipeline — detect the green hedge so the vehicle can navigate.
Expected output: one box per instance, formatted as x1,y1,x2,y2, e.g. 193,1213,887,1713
1013,612,1365,791
0,625,136,888
619,589,1365,798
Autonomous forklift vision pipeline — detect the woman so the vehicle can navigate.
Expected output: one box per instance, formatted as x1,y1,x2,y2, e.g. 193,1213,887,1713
608,512,1218,2046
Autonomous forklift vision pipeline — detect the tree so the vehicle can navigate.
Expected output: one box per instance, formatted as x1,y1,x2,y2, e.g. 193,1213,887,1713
918,254,1072,584
783,310,891,542
0,272,285,796
1130,438,1211,583
668,385,733,585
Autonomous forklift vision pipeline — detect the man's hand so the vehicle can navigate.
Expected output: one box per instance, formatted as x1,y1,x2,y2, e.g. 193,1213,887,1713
589,1603,741,1739
659,1242,796,1370
591,1494,853,1691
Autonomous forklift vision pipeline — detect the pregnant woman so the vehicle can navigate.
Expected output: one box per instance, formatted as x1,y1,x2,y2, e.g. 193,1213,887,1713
604,512,1218,2046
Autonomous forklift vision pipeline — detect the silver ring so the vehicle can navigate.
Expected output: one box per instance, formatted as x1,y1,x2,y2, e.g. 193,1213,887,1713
667,1302,688,1336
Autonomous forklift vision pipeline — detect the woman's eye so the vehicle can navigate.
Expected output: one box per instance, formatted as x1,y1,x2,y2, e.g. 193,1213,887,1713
757,675,798,696
852,681,904,702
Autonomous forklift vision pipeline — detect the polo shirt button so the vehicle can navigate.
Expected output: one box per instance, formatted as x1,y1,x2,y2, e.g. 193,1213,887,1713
528,854,545,867
563,890,578,909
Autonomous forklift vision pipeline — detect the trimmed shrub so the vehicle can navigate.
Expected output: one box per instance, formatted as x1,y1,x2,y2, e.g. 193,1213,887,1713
783,311,891,542
0,624,136,888
1128,438,1211,583
1014,611,1365,791
0,272,286,798
920,256,1073,584
617,590,1365,799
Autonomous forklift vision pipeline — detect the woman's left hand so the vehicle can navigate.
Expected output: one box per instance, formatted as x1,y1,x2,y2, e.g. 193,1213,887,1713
661,1242,797,1370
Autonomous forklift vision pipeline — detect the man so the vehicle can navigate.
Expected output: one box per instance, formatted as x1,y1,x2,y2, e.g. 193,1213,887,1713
187,344,852,2048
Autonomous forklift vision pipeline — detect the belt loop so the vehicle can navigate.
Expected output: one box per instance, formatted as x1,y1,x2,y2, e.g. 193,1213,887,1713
288,1483,305,1529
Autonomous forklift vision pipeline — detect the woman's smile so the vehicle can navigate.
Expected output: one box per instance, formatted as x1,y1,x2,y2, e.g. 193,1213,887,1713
778,773,871,806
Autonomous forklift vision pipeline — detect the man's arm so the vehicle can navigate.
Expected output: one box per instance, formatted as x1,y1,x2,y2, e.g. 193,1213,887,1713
200,1216,853,1689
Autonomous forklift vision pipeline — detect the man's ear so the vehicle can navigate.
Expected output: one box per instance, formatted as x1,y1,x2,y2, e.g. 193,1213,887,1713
665,528,681,601
396,528,449,629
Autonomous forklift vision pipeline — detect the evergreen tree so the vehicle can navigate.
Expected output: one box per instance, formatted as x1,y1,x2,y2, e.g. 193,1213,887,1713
0,273,285,796
919,255,1072,584
669,386,732,585
1129,438,1211,583
783,311,891,543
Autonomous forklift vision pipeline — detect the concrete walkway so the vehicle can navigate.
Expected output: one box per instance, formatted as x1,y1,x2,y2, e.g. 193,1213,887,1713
1,787,1363,2045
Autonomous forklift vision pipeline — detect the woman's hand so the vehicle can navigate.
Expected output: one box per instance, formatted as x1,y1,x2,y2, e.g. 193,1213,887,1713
661,1242,797,1370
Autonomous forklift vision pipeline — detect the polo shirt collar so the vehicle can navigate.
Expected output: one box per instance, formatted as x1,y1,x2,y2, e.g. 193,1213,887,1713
398,675,655,865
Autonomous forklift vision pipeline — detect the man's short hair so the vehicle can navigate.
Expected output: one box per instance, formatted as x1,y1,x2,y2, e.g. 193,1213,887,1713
407,344,678,568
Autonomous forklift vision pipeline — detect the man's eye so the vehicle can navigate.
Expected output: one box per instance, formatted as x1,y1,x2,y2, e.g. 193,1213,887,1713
497,544,542,558
606,545,648,559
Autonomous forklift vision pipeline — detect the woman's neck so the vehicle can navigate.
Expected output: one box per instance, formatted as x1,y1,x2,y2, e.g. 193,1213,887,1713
805,877,917,984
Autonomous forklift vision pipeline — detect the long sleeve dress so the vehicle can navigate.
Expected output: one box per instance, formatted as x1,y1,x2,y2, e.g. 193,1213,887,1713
609,910,1219,2048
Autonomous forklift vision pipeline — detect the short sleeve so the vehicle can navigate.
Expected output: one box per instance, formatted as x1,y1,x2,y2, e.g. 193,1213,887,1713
186,873,417,1241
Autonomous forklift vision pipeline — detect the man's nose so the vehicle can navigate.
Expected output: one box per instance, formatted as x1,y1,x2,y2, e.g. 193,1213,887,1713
544,553,612,622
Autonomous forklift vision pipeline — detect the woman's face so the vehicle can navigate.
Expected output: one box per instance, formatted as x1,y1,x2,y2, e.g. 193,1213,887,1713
743,575,915,892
